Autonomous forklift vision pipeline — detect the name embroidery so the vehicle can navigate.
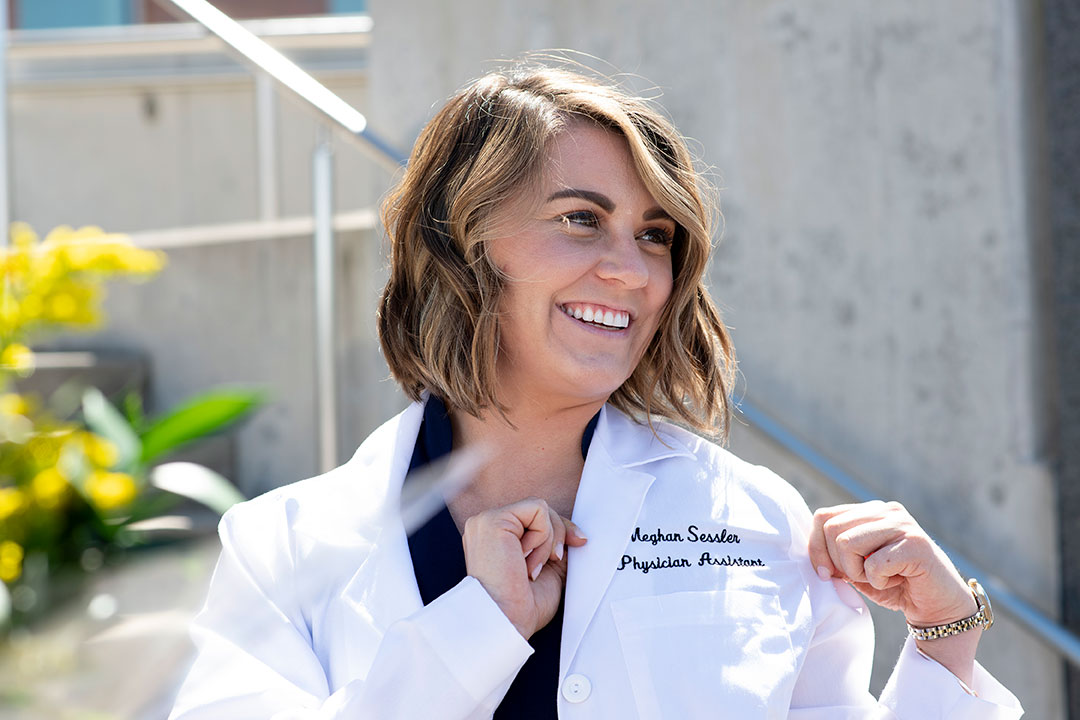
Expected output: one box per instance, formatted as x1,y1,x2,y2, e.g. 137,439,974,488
629,525,741,545
617,524,765,574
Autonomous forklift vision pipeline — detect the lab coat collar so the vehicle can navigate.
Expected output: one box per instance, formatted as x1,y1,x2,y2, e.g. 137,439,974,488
593,404,697,468
344,398,425,525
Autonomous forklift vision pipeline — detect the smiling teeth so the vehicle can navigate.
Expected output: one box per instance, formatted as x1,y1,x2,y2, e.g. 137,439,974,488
561,305,630,329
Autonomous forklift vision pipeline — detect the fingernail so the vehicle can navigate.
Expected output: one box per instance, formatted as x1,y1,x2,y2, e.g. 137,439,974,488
555,542,564,561
530,563,542,581
816,566,832,582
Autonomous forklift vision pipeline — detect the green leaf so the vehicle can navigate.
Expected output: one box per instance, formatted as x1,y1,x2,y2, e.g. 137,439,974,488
123,392,145,433
82,387,141,473
121,489,183,526
139,388,265,465
150,462,245,515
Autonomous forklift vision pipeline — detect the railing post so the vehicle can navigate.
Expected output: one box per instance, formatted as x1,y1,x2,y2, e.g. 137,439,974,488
255,72,278,221
312,124,337,473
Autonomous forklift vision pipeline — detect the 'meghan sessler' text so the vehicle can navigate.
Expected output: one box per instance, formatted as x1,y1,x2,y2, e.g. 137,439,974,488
630,525,741,545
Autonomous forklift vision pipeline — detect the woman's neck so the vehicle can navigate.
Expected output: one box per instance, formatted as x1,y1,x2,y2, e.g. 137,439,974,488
446,397,603,527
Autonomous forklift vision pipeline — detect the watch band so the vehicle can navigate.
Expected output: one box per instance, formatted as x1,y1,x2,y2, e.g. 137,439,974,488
907,578,994,641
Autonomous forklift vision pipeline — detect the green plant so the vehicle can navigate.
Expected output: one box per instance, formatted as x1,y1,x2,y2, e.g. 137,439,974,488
0,224,263,628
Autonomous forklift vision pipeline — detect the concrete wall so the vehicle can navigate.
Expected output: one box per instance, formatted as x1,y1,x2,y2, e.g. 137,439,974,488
368,0,1061,715
10,73,380,233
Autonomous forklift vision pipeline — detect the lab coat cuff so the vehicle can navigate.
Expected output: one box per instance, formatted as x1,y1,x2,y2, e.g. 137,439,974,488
879,636,1023,719
413,576,534,702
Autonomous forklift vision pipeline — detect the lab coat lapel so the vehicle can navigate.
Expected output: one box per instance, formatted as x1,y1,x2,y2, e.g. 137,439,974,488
559,407,693,681
341,400,427,628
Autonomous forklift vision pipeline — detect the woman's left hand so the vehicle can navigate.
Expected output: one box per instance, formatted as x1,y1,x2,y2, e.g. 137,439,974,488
808,501,982,683
808,501,976,626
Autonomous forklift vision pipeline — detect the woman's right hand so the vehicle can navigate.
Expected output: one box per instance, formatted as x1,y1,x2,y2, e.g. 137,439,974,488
462,497,587,639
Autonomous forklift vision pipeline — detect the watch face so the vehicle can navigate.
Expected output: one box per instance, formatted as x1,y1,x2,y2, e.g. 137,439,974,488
970,579,994,630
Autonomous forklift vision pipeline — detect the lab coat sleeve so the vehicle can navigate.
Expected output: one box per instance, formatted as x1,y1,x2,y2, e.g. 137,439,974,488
169,502,534,720
789,575,1023,719
778,479,1024,719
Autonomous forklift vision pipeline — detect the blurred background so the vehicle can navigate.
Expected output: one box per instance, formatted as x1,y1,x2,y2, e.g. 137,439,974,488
0,0,1076,718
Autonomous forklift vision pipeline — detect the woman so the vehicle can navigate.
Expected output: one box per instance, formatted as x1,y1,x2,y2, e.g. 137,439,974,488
170,64,1023,718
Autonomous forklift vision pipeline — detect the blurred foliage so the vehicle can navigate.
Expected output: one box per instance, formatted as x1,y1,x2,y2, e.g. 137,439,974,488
0,224,262,629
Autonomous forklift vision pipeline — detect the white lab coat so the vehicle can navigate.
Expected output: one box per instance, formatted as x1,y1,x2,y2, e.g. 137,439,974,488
170,399,1023,719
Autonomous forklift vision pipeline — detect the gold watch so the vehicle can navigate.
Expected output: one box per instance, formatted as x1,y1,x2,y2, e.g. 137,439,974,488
907,579,994,641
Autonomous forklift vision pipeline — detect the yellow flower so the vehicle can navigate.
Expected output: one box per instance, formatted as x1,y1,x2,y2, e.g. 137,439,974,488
116,245,165,275
0,393,29,417
0,343,34,374
9,222,37,251
0,541,24,583
18,293,43,321
27,434,63,466
41,224,78,245
81,433,118,468
0,296,20,334
85,470,137,511
0,487,27,521
46,292,78,321
31,468,69,509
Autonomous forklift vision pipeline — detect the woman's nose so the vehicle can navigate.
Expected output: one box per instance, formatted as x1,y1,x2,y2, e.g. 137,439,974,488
594,233,650,288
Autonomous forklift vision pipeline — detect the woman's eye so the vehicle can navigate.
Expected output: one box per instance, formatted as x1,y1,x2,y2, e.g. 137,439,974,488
559,211,599,230
639,227,675,246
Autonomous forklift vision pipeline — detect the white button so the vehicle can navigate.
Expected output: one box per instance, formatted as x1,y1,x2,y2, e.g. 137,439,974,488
561,673,591,703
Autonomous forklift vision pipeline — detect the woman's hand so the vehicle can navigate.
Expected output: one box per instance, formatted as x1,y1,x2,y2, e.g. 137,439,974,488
808,501,982,683
462,497,587,639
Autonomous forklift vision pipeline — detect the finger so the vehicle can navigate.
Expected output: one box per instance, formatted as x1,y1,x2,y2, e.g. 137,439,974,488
562,517,588,546
862,539,915,591
813,503,867,522
516,500,553,556
809,508,839,580
550,507,567,562
815,502,896,580
835,517,908,560
811,503,879,579
833,518,907,583
518,502,556,581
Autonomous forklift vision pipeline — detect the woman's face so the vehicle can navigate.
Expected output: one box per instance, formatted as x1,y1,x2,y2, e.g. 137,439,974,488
486,121,675,409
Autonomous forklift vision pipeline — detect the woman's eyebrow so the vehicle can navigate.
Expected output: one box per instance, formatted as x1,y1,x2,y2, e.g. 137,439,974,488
547,189,672,223
546,188,614,213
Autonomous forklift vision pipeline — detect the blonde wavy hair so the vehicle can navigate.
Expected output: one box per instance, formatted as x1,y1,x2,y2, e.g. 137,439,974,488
377,63,737,439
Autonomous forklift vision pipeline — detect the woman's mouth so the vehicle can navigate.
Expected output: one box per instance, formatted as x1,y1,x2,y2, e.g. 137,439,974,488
559,303,631,329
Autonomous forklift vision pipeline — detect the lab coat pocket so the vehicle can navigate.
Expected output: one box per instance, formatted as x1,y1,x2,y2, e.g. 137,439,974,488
611,588,797,719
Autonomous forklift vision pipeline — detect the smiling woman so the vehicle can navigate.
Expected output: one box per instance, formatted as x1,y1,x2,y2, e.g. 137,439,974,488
169,61,1024,719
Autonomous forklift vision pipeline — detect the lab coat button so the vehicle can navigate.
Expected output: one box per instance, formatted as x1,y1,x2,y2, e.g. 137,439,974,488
561,673,591,703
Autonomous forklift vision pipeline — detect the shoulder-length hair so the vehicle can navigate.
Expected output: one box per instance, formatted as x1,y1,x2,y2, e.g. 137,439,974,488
377,62,737,439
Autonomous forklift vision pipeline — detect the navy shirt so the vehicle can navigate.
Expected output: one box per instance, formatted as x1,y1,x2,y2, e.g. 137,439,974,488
405,396,598,718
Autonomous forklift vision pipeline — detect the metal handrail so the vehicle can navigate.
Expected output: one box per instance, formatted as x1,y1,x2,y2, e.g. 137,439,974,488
737,397,1080,669
156,0,405,171
152,0,406,473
